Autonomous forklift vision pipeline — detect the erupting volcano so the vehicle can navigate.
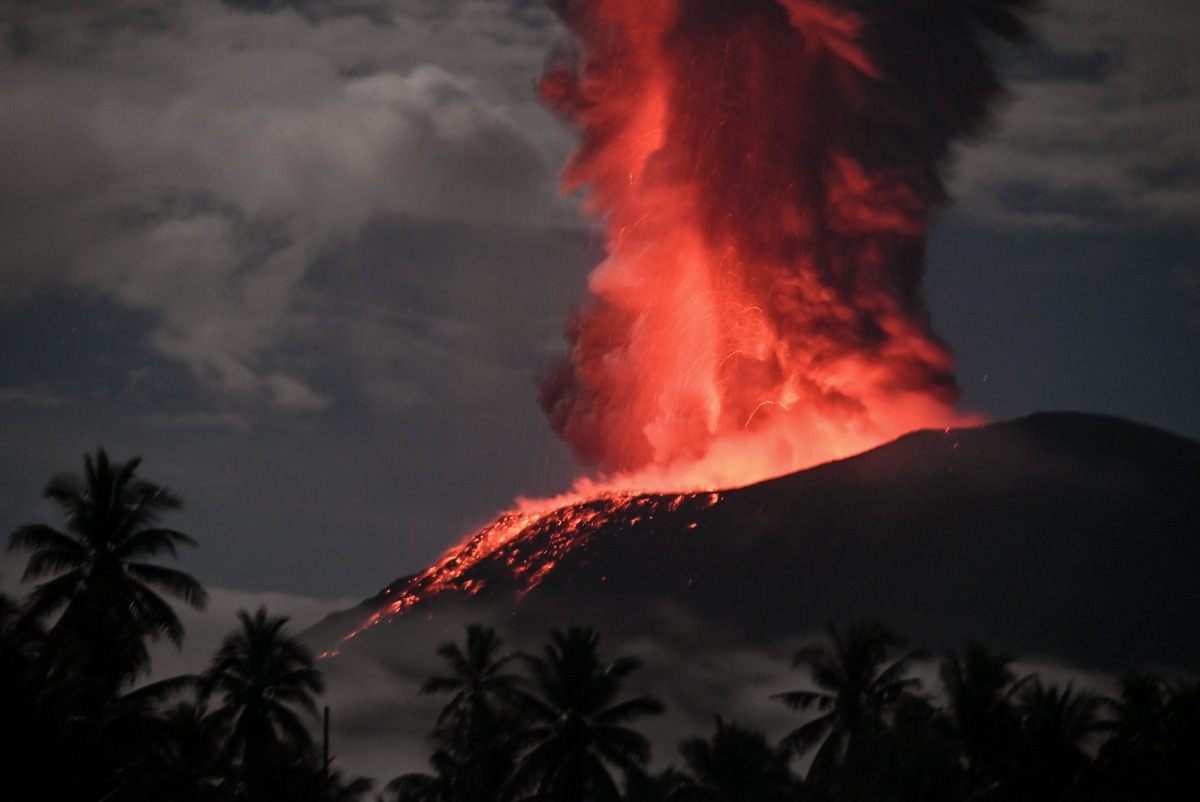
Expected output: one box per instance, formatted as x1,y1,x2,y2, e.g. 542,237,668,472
332,0,1036,649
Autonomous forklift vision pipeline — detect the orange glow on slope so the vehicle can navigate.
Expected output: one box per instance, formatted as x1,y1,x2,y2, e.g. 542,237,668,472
326,490,721,654
329,1,1019,649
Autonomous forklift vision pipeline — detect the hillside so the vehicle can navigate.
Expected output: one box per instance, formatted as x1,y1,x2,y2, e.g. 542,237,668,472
311,412,1200,671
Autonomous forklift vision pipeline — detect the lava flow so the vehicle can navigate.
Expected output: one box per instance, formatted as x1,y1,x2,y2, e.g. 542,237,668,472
333,0,1030,649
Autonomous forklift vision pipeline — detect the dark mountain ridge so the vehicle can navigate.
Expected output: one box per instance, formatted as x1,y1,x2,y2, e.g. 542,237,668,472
312,412,1200,671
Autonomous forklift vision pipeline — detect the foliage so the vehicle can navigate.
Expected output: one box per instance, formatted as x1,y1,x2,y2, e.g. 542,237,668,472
8,447,208,696
504,625,665,801
2,451,369,802
671,717,795,802
7,452,1199,802
388,624,524,802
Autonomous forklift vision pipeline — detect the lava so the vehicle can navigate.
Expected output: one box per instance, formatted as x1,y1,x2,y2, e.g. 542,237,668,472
332,0,1030,648
327,490,719,654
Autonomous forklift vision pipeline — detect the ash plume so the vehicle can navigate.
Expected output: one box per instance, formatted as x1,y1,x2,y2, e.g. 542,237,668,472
539,0,1034,482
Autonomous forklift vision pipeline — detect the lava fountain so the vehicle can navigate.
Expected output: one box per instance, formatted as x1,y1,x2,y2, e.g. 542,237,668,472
333,0,1032,648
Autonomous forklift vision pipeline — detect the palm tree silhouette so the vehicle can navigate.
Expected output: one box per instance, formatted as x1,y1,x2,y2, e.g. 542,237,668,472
423,623,523,736
506,625,664,802
772,621,922,788
8,447,207,697
938,643,1030,795
201,606,324,793
389,624,524,802
1011,679,1106,801
385,748,457,802
672,717,795,802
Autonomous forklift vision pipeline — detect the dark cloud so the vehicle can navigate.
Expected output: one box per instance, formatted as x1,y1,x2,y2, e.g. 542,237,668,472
0,0,568,408
952,0,1200,228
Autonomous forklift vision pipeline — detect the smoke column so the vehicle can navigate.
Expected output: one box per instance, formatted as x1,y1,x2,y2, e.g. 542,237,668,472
539,0,1031,488
331,0,1036,648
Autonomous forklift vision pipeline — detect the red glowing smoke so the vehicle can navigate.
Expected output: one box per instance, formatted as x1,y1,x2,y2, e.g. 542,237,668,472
540,0,1030,487
329,0,1034,649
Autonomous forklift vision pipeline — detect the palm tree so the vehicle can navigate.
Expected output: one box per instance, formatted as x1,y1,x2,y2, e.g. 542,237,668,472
0,589,68,799
505,626,664,802
423,623,523,737
938,643,1029,795
385,748,458,802
201,606,324,793
8,447,207,696
771,621,922,790
390,624,524,802
672,717,795,802
1011,679,1105,802
133,696,231,801
1158,676,1200,798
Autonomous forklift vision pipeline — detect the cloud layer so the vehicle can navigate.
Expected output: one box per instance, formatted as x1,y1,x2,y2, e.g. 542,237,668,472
1,0,566,407
952,0,1200,229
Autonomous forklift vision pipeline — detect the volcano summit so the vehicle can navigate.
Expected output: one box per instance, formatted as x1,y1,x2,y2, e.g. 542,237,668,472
314,412,1200,672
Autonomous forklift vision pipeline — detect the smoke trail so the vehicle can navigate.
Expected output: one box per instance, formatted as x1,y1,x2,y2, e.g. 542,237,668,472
539,0,1032,483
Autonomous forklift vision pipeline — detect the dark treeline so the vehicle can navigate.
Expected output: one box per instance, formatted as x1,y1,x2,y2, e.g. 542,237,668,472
391,621,1200,802
4,449,1199,802
2,449,371,801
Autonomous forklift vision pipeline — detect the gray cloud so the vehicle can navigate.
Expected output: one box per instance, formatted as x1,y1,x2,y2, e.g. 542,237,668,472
0,381,73,409
0,0,566,408
951,0,1200,229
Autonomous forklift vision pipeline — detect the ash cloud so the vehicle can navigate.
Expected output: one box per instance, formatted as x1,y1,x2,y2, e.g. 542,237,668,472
538,0,1033,476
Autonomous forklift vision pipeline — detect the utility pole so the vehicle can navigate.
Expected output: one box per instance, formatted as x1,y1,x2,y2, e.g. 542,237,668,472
323,705,331,783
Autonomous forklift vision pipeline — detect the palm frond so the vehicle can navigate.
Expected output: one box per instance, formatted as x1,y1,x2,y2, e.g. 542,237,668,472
421,675,463,695
125,673,201,706
770,689,831,711
780,713,833,756
124,561,208,609
113,527,197,560
42,472,86,516
129,583,187,647
9,523,85,557
594,694,665,724
24,571,84,620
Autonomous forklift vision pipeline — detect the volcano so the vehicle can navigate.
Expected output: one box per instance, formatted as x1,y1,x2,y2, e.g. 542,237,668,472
313,411,1200,672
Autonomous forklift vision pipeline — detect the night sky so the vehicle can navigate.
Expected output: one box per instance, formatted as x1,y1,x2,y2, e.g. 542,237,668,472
2,0,1198,620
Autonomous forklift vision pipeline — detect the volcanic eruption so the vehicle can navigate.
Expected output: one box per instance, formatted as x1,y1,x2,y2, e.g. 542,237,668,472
331,0,1036,648
536,0,1031,483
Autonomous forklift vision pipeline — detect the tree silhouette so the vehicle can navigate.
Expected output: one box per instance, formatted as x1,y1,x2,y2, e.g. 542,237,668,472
671,717,795,802
1088,671,1200,801
133,696,231,801
937,643,1029,796
505,625,664,802
8,447,207,698
201,606,324,796
389,624,524,802
1011,679,1105,801
772,621,922,796
385,748,458,802
424,623,523,737
0,589,77,799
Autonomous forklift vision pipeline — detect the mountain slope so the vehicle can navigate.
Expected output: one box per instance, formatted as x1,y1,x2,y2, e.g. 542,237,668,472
313,412,1200,671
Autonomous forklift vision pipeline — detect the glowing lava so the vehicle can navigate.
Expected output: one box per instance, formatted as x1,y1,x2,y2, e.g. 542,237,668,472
329,490,721,654
331,0,1030,649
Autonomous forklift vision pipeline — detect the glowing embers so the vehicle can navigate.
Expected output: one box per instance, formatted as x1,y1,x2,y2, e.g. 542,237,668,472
333,490,722,648
326,0,1028,656
538,0,980,482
